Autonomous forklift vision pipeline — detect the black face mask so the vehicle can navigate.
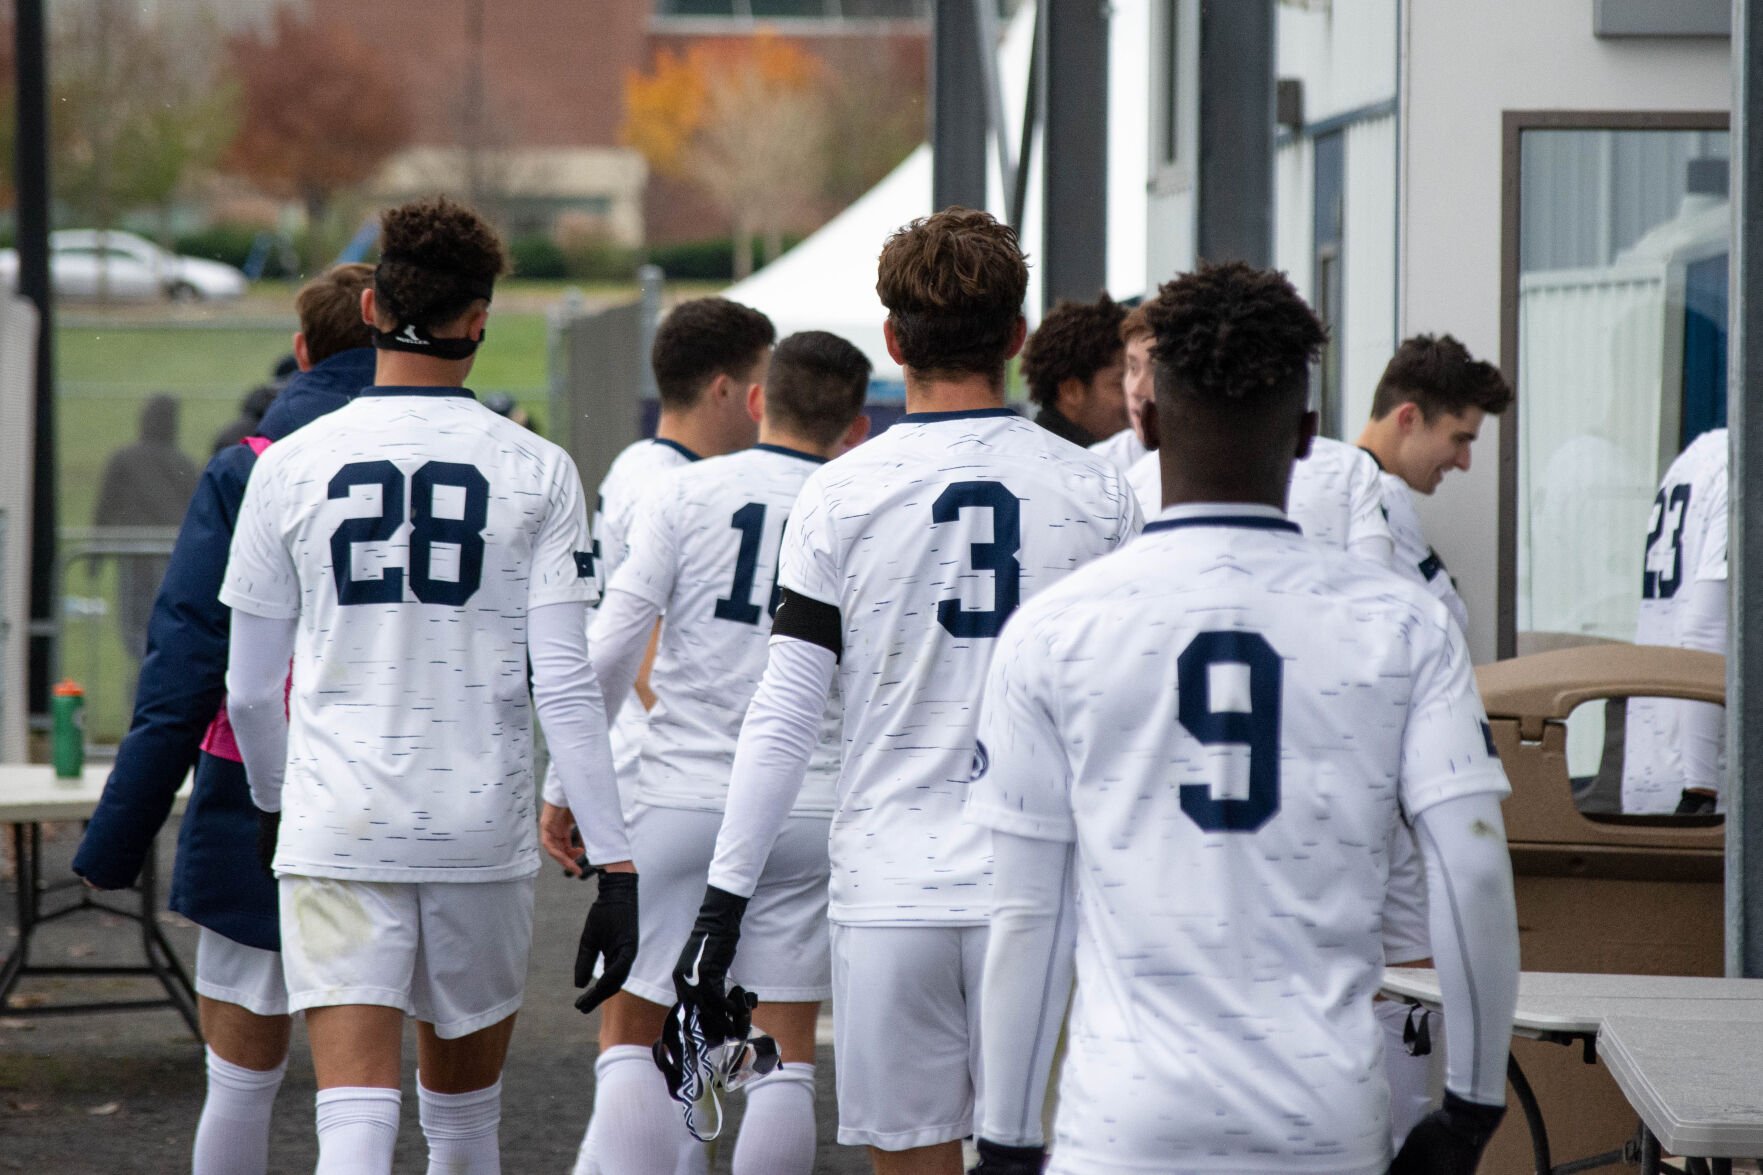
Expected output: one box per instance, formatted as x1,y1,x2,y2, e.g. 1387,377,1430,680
370,321,484,360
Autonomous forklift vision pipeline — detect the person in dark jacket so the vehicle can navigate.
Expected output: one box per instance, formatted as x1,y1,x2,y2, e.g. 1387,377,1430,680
1021,291,1130,448
73,263,375,1175
210,382,283,456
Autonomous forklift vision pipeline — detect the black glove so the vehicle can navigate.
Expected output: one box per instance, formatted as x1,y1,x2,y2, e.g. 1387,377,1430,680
1676,788,1718,816
671,884,749,1044
256,809,281,878
573,870,639,1014
1389,1091,1506,1175
968,1138,1045,1175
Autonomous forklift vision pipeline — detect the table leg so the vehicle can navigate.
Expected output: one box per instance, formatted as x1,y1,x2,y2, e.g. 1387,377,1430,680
1638,1125,1661,1175
135,838,199,1036
0,822,39,1005
1508,1052,1553,1175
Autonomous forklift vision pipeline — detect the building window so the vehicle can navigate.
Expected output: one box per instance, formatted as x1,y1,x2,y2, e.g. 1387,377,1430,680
653,0,931,18
1503,115,1730,652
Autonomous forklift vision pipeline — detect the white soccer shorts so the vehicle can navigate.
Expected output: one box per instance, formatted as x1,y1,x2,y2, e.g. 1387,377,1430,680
829,922,989,1150
1382,821,1432,965
278,874,535,1039
622,804,832,1006
195,926,288,1018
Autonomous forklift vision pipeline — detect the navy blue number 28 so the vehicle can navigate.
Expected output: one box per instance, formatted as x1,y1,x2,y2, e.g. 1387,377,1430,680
329,460,489,606
1176,631,1283,833
933,482,1022,638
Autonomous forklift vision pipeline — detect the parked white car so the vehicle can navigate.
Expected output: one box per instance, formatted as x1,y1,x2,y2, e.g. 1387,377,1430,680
0,229,249,301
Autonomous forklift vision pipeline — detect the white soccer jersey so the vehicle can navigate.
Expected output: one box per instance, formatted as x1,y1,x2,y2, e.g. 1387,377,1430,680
611,444,841,816
221,387,598,882
1376,466,1471,633
971,503,1508,1173
543,437,701,809
1623,427,1729,812
780,407,1140,924
1126,437,1392,559
1089,427,1146,474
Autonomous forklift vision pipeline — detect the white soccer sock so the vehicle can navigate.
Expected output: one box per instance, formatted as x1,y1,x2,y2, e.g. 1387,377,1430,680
731,1062,816,1175
315,1086,402,1175
585,1043,693,1175
1377,999,1440,1150
418,1076,502,1175
192,1046,287,1175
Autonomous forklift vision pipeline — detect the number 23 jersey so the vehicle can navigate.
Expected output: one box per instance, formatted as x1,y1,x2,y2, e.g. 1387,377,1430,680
779,408,1140,924
221,387,598,882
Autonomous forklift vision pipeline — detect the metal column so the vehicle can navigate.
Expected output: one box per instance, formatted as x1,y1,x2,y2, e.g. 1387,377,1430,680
1727,0,1763,980
932,0,989,213
14,0,55,720
1196,0,1276,266
1042,0,1109,307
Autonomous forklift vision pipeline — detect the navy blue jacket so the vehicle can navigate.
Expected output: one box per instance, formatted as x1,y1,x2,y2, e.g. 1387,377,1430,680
73,348,377,951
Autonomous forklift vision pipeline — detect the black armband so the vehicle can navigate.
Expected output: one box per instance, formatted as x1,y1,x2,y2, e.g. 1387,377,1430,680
770,588,843,661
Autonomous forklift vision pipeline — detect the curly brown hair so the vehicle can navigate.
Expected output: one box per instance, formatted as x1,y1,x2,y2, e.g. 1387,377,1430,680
1020,293,1127,407
1143,262,1325,403
295,263,374,364
1371,334,1513,421
373,196,508,331
651,297,776,409
875,206,1027,381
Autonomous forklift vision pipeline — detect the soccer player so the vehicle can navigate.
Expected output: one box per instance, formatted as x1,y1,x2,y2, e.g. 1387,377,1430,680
1022,292,1130,448
577,330,871,1175
222,198,633,1175
541,297,775,871
1622,425,1729,814
671,207,1140,1175
967,261,1520,1175
73,262,376,1175
1356,334,1514,634
1089,303,1155,474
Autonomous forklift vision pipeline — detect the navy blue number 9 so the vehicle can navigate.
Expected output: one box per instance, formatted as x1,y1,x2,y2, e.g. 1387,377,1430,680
329,461,405,605
933,482,1022,638
1176,631,1283,833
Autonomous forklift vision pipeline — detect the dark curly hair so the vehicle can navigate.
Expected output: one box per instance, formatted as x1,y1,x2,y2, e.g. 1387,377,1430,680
1143,262,1325,404
1020,293,1127,407
1371,334,1513,421
374,196,508,330
876,206,1028,382
767,331,871,446
651,297,776,409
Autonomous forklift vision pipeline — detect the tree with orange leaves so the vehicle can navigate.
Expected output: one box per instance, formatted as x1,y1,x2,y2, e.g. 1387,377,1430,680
623,34,830,278
223,10,412,264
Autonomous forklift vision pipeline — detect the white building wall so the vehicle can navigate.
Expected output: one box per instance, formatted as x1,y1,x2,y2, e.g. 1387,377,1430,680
1399,0,1730,662
0,296,38,759
1341,113,1398,432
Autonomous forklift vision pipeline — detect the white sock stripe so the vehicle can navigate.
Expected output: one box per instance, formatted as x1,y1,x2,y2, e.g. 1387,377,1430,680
204,1046,289,1090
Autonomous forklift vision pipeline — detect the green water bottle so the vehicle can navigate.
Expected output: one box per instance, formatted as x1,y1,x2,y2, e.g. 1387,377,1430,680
51,679,85,779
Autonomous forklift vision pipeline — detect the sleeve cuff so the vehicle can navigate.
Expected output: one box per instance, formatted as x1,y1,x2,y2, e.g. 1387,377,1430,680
1402,768,1511,822
217,586,300,621
966,800,1077,843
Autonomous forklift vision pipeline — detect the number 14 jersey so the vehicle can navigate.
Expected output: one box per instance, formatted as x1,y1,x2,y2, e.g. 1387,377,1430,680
221,387,597,882
779,408,1140,925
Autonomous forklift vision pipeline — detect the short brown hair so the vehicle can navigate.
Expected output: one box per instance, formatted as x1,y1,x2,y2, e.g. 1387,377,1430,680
766,331,871,446
651,297,776,409
374,196,508,331
1120,303,1152,344
1020,293,1127,407
295,263,374,365
1145,262,1325,404
875,206,1027,382
1370,334,1513,421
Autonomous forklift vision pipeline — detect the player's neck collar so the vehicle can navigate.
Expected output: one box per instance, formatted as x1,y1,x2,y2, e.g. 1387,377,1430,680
361,385,477,399
898,407,1018,423
1357,444,1386,472
753,442,828,465
1144,503,1301,536
652,437,703,462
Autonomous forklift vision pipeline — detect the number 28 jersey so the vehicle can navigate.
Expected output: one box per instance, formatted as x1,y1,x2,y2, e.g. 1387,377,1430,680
221,387,598,882
970,505,1508,1172
778,408,1140,924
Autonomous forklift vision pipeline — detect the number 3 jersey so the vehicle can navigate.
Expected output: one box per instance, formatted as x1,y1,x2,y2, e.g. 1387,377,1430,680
777,408,1141,925
611,443,841,816
221,387,598,882
970,504,1508,1173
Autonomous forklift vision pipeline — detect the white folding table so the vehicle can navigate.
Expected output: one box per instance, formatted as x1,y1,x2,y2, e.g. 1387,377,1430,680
1383,968,1763,1174
0,762,197,1034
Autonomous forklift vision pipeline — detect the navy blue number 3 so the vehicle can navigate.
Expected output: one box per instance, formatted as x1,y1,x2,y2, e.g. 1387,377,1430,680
1176,631,1283,833
933,482,1022,638
330,460,489,606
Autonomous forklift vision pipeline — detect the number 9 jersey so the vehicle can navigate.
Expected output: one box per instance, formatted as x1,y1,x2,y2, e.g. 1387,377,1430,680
776,407,1140,925
221,387,599,882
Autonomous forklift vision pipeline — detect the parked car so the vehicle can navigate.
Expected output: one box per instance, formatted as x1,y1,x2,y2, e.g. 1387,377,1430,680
0,229,249,301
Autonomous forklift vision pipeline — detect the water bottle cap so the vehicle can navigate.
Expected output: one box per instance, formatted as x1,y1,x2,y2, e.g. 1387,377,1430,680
53,679,83,698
